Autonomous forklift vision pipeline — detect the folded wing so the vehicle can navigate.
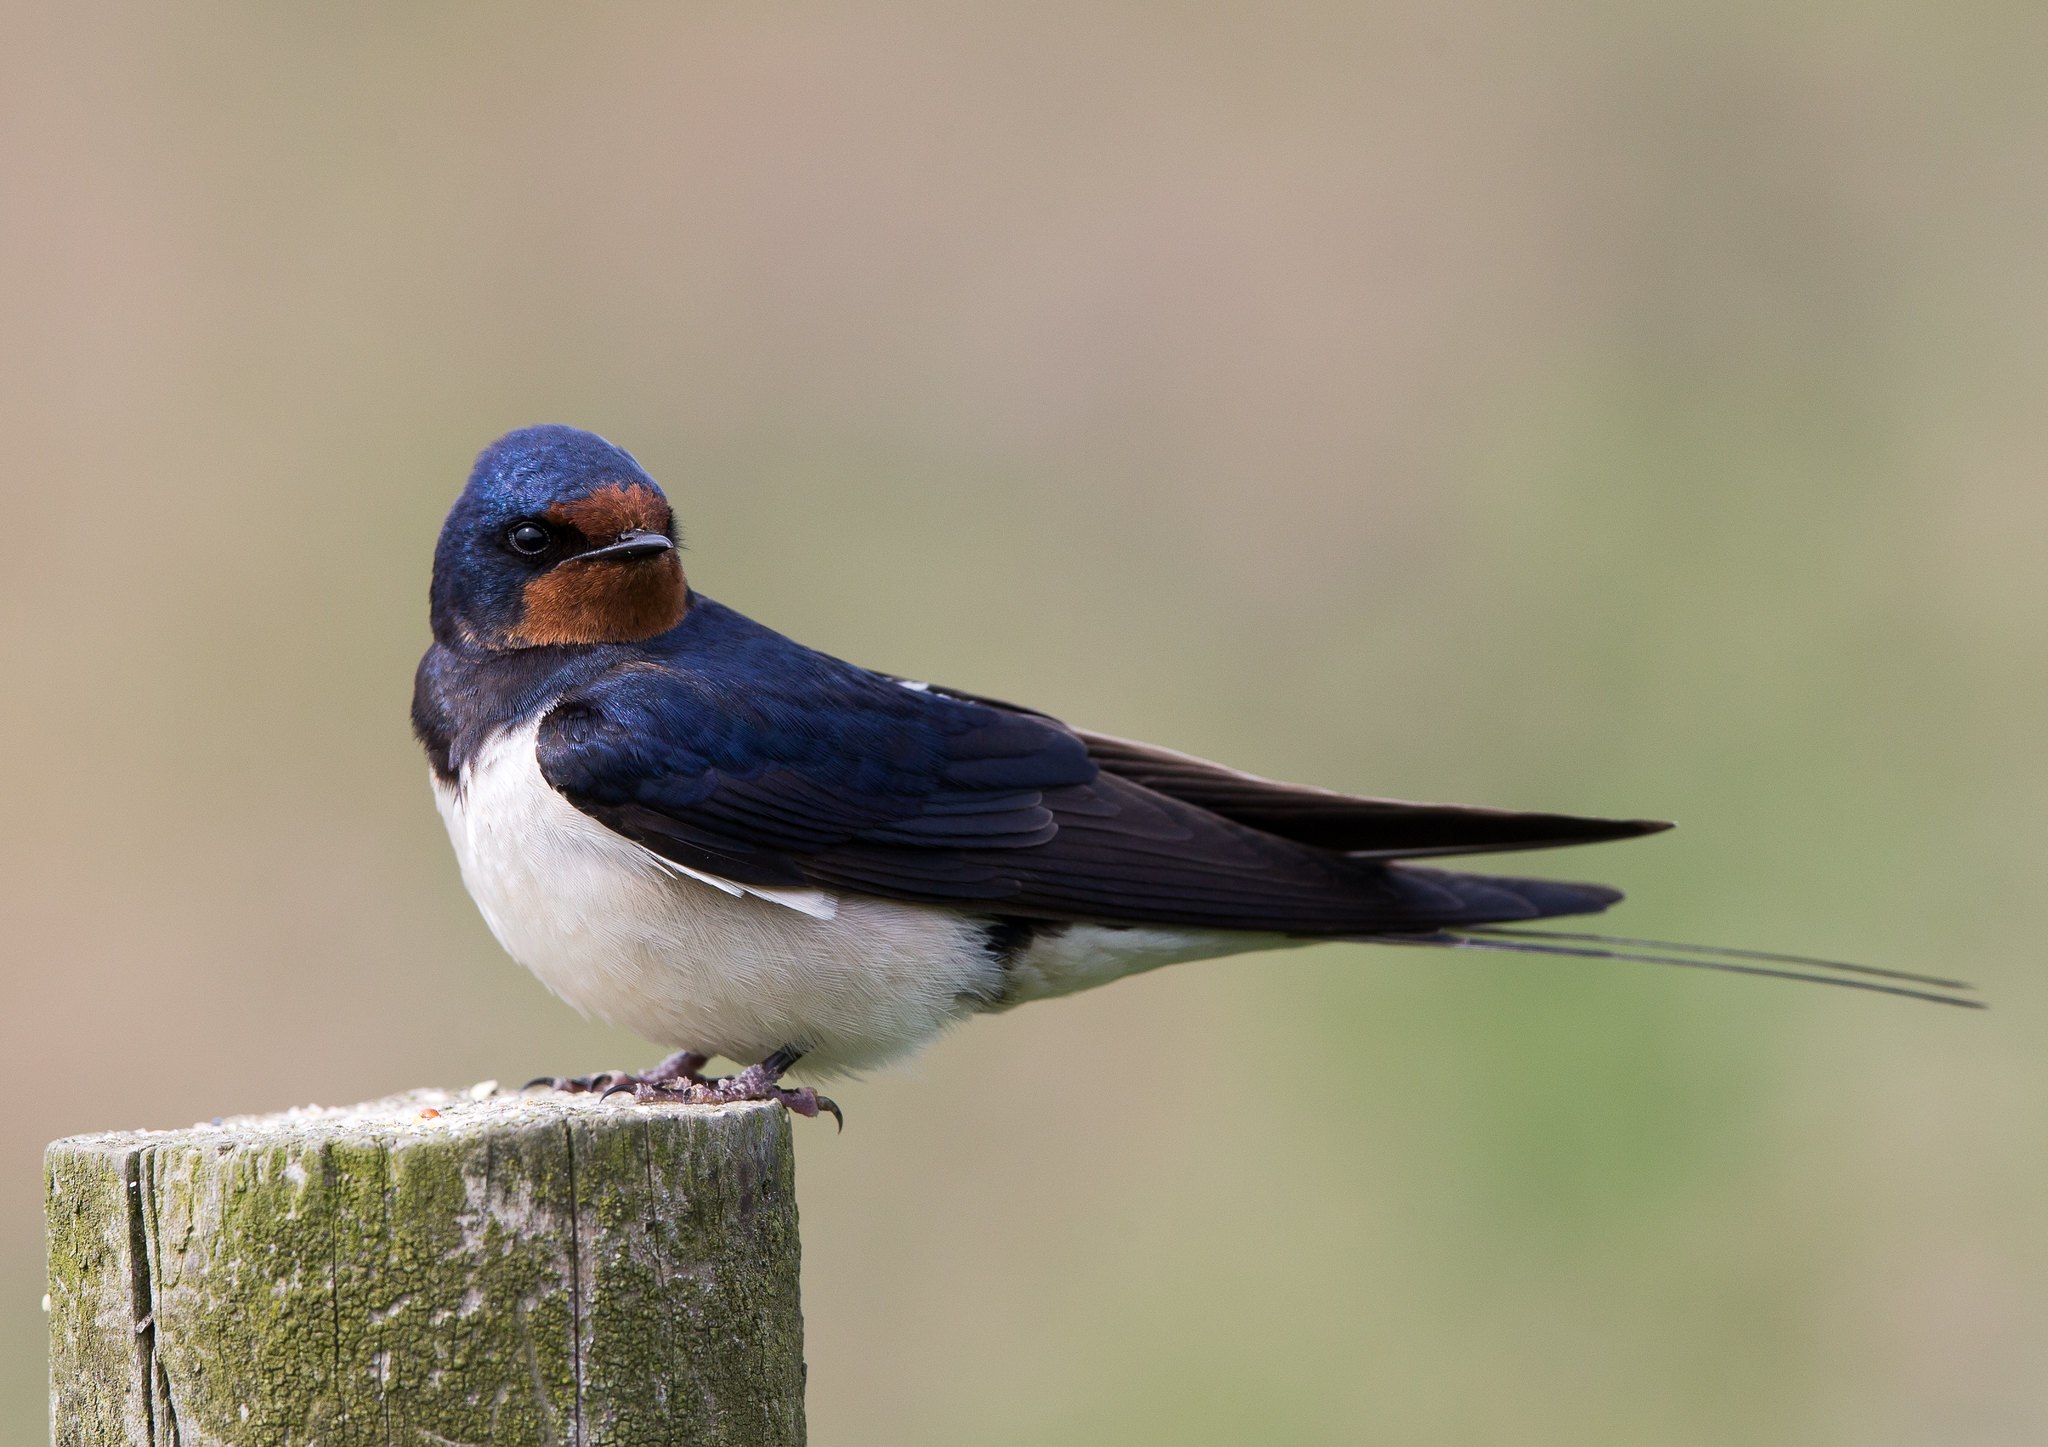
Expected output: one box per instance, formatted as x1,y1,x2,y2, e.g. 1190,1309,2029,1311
536,614,1640,936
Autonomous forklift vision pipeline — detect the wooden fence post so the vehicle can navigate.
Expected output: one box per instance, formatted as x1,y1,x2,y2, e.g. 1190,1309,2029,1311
46,1086,805,1446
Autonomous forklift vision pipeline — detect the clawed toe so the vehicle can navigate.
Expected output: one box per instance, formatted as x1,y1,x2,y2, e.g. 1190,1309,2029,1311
777,1088,844,1131
636,1067,846,1129
598,1077,700,1104
524,1050,839,1127
524,1050,714,1100
523,1070,626,1095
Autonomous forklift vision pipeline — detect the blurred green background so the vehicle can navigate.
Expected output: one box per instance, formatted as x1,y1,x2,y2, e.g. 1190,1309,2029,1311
4,3,2043,1442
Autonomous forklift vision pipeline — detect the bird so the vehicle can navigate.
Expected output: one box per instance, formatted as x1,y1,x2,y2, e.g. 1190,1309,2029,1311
415,425,1978,1123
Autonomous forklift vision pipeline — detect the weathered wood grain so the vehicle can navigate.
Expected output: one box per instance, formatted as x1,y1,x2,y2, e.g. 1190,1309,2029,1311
47,1087,804,1446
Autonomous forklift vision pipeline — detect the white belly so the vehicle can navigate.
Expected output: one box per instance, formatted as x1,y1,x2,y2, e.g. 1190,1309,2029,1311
433,720,1001,1075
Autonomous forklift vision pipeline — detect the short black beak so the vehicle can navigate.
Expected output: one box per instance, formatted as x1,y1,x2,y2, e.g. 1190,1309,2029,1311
571,531,675,564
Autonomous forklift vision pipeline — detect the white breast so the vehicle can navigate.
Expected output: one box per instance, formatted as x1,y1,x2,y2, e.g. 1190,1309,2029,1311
432,720,1002,1075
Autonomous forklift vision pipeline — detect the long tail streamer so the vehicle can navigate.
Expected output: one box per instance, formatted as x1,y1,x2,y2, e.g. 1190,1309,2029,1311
1471,927,1970,990
1381,928,1982,1009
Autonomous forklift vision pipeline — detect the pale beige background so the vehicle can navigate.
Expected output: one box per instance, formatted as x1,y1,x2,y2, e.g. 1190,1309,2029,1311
4,5,2044,1443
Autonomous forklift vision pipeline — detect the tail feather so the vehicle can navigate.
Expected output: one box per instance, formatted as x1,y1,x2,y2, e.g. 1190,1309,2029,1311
1376,929,1981,1009
1379,864,1624,928
1470,926,1971,991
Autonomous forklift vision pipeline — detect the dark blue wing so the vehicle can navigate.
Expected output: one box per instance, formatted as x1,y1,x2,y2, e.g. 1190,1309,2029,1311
535,599,1096,888
536,598,1623,933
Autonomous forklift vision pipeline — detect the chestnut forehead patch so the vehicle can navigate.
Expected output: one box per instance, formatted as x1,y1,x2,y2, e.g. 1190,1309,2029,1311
546,481,671,540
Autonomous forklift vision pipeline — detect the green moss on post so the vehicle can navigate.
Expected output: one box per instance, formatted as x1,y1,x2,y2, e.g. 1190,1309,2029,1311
47,1088,805,1446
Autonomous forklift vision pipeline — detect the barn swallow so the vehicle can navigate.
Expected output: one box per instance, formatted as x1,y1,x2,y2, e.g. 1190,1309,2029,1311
415,426,1977,1122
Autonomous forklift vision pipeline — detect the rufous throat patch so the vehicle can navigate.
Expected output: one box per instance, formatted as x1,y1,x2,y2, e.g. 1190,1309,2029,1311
513,551,687,646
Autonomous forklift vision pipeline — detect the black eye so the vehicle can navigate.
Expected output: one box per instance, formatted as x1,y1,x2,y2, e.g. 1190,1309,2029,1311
507,522,552,556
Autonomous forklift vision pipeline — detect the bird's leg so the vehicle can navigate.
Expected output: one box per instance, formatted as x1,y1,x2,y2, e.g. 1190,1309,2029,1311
607,1046,843,1129
524,1049,712,1096
643,1049,715,1087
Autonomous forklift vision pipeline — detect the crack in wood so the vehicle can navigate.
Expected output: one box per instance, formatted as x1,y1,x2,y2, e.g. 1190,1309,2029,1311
121,1154,157,1447
131,1150,184,1447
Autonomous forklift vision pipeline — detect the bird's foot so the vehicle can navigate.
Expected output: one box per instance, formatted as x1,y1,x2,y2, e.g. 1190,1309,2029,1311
600,1048,843,1129
523,1050,712,1097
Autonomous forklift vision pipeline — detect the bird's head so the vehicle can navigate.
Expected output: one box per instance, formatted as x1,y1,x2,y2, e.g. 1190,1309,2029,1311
430,425,689,651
